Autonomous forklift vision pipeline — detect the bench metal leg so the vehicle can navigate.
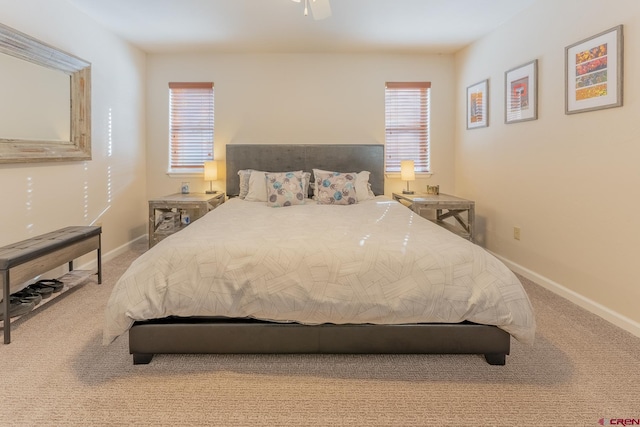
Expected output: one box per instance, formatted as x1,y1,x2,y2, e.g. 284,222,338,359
2,270,10,344
97,234,102,284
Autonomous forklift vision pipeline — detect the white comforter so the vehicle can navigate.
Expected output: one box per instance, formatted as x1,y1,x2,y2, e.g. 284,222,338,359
104,197,535,344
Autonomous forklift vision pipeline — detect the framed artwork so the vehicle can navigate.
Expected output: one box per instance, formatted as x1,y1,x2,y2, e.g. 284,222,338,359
466,79,488,129
505,60,538,124
565,25,623,114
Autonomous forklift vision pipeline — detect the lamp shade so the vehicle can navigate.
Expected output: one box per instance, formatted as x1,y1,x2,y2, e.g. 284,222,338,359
400,160,415,181
204,160,218,181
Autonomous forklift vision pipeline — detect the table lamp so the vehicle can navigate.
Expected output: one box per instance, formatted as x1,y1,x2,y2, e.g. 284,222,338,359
203,160,218,194
400,160,415,194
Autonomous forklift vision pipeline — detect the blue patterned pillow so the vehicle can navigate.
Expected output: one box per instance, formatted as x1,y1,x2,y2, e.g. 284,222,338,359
314,171,357,205
265,171,305,207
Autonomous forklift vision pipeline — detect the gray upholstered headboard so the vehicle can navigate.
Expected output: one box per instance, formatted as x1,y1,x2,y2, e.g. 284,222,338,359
225,144,384,197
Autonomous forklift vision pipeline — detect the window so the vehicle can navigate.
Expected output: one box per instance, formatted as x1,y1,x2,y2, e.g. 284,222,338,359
168,82,214,173
384,82,431,174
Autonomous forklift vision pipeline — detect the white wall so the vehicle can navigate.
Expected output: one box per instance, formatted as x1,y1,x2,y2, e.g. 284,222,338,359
146,53,456,198
0,0,148,267
0,53,70,141
455,0,640,334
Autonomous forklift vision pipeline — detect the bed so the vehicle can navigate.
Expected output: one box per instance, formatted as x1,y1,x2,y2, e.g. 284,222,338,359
105,144,535,365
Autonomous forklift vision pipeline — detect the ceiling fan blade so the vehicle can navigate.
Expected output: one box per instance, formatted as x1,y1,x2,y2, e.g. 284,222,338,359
309,0,331,20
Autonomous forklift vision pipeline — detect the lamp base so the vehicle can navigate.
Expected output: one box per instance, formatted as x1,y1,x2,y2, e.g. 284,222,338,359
402,190,415,195
205,190,218,194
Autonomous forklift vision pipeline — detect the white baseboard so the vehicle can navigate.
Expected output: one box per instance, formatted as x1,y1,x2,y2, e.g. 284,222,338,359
492,252,640,339
77,234,147,271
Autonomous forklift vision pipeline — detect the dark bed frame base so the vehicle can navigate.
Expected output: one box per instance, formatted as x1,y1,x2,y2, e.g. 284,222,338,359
129,318,510,366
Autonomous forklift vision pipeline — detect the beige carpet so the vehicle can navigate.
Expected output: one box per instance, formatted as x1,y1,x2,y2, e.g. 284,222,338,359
1,240,639,426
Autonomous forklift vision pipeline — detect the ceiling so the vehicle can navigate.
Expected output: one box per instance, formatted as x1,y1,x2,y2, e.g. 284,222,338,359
67,0,535,54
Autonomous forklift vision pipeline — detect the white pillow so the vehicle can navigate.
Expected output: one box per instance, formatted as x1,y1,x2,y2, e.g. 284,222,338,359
301,171,312,198
244,170,268,202
355,171,375,201
237,169,253,199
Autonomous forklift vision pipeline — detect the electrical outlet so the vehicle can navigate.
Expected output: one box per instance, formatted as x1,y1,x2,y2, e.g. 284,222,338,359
513,226,521,241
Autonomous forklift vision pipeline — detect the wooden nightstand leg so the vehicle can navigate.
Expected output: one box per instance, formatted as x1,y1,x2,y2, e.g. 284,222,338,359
468,205,475,242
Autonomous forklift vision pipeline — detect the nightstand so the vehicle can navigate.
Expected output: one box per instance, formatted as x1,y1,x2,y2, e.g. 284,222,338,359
148,192,225,248
392,192,475,242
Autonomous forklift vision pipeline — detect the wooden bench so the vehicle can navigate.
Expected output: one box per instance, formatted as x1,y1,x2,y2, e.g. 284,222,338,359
0,226,102,344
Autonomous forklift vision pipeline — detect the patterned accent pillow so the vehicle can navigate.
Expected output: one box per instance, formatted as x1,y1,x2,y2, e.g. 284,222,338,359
312,168,331,200
312,169,373,201
265,171,306,207
314,170,358,205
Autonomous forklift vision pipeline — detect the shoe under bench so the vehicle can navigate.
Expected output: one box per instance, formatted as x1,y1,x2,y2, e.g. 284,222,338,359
0,226,102,344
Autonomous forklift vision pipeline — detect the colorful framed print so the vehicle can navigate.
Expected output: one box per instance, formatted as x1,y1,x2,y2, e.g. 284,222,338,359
505,60,537,124
466,79,488,129
565,25,623,114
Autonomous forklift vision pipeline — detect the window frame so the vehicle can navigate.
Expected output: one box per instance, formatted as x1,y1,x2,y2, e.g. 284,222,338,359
168,82,215,175
384,81,431,175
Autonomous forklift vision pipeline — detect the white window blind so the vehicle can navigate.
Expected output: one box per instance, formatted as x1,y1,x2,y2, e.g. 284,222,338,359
169,82,214,172
384,82,431,173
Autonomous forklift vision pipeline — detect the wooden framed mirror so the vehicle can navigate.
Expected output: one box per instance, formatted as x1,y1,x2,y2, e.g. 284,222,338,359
0,22,91,163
